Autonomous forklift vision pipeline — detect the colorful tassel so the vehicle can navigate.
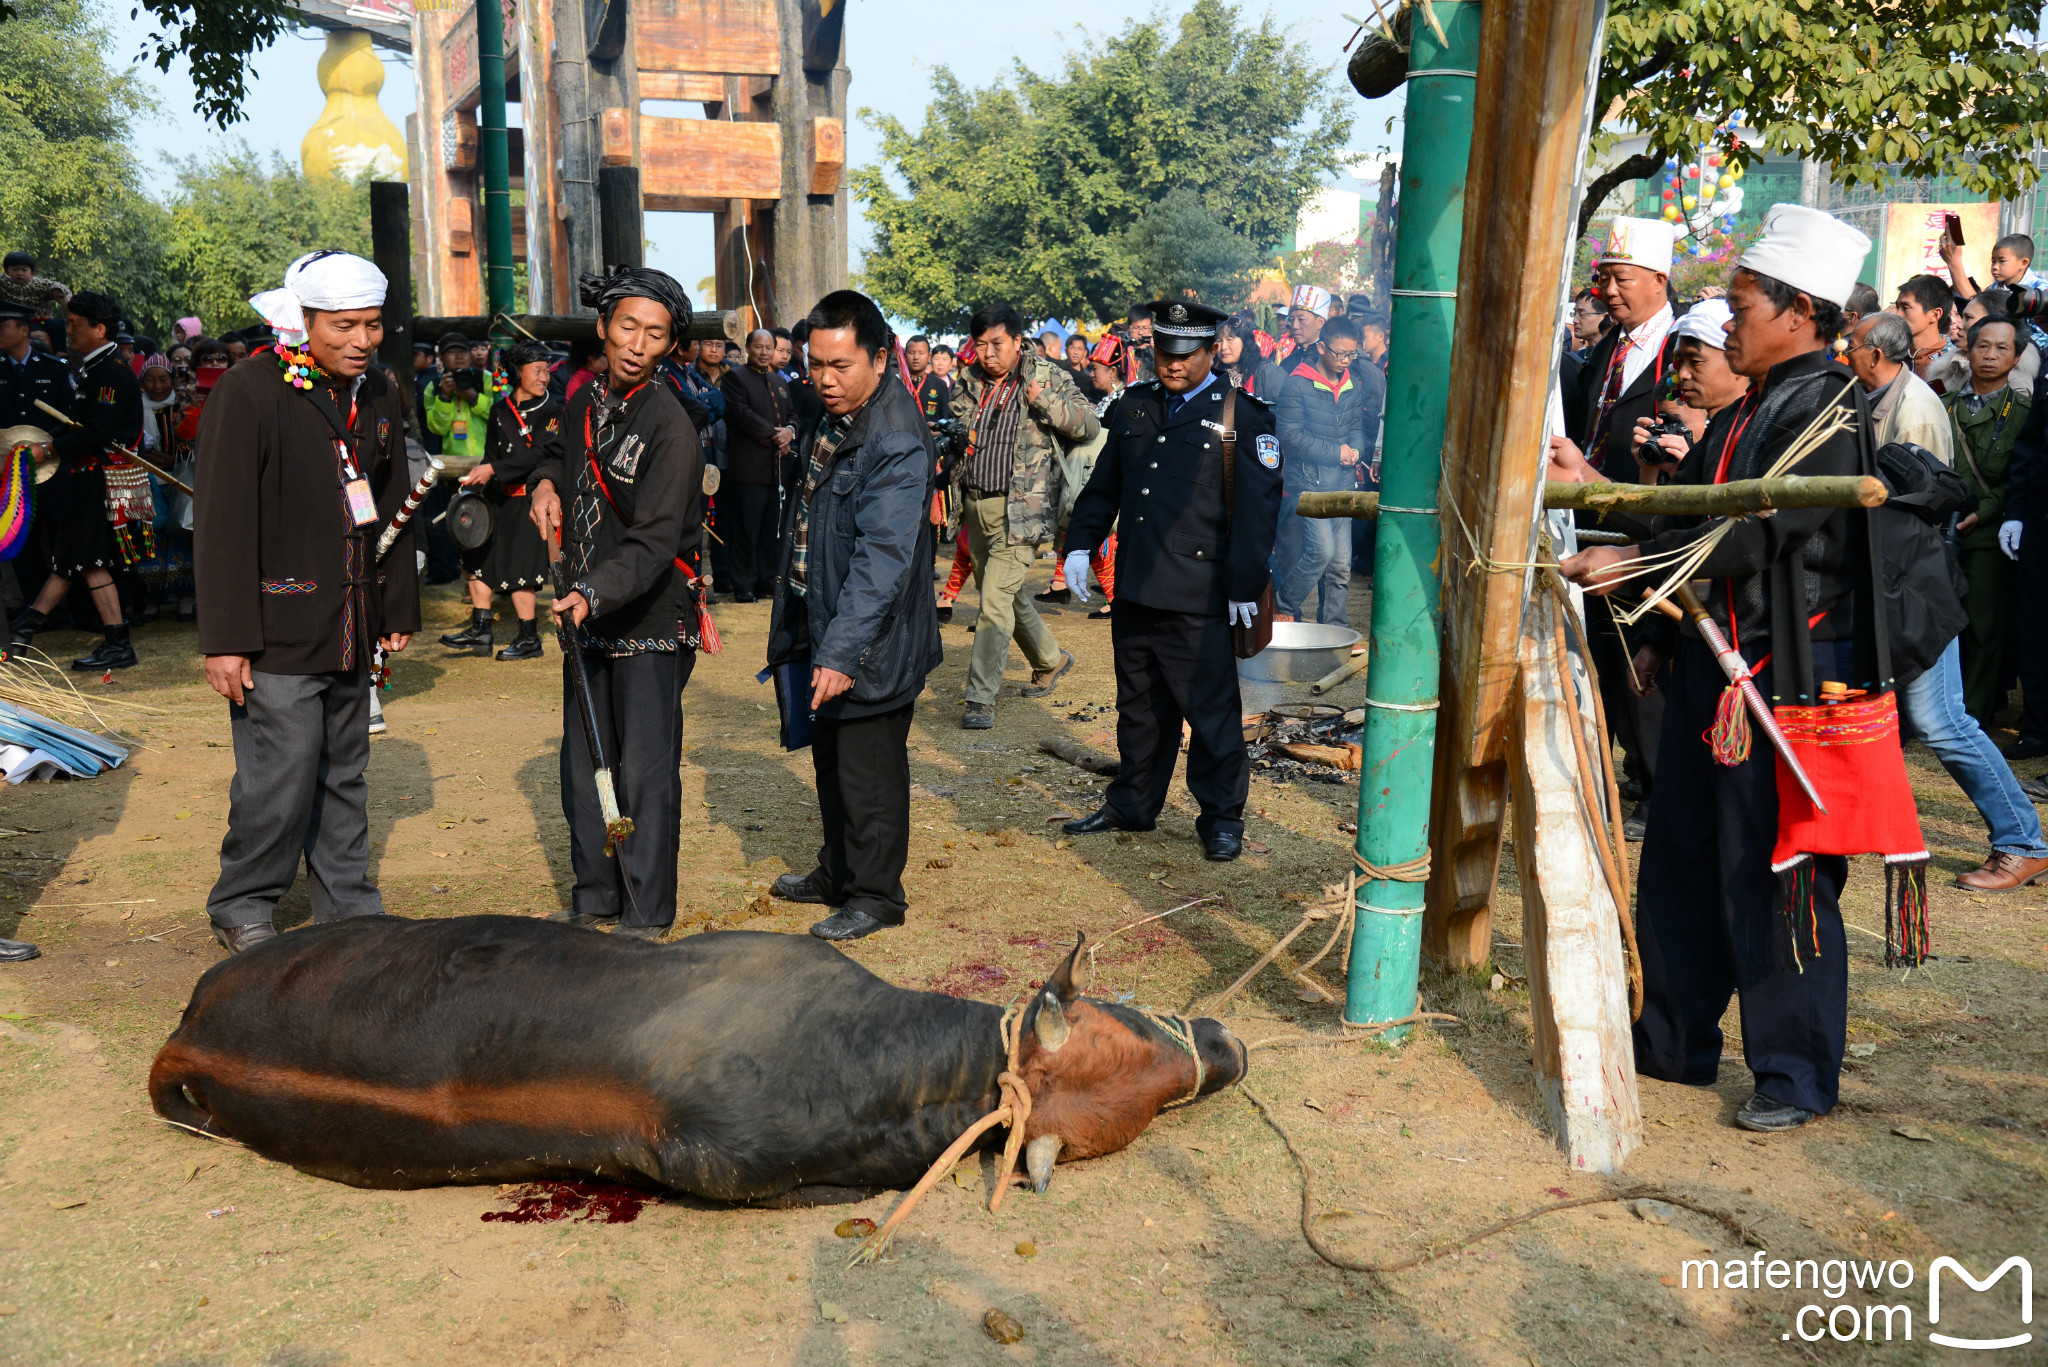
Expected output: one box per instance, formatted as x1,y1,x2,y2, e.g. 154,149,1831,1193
1884,857,1930,968
277,344,324,390
0,443,35,562
1774,855,1818,973
1708,681,1751,766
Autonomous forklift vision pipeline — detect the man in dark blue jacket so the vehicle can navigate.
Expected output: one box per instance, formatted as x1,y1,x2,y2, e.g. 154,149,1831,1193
766,290,943,941
1275,315,1374,625
1060,299,1283,861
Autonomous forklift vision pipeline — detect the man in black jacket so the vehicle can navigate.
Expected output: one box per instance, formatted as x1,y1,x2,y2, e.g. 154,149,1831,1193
718,328,795,601
528,268,705,939
1999,346,2048,765
10,291,145,668
766,290,942,941
1060,300,1283,862
1563,205,1883,1133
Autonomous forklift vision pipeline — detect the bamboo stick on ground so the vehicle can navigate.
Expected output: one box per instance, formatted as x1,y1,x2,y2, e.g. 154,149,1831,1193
1038,736,1120,777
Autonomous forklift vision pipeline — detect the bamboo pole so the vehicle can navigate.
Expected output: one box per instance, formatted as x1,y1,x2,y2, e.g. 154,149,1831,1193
1345,0,1481,1036
1297,475,1885,523
475,0,515,341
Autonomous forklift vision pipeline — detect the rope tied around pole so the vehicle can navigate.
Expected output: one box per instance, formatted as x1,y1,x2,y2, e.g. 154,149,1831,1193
1199,850,1433,1014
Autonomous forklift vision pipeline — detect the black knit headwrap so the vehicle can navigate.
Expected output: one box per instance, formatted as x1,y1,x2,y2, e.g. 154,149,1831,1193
68,291,123,328
578,267,692,337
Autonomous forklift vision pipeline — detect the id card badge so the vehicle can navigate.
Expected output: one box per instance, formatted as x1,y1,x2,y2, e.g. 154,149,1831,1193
344,478,379,527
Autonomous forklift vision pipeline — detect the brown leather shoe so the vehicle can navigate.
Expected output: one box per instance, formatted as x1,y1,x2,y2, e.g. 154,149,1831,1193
1954,851,2048,892
212,922,278,954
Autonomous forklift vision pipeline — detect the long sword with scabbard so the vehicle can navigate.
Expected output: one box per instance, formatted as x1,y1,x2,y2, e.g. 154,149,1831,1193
546,517,645,919
1644,582,1828,814
34,398,192,495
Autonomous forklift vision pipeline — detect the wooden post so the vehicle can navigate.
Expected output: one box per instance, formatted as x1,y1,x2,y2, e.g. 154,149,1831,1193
518,0,572,311
598,165,645,268
369,180,414,373
768,0,849,320
1509,587,1642,1173
1425,0,1613,971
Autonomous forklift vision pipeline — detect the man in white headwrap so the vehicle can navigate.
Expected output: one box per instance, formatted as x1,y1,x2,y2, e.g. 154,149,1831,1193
1563,205,1915,1135
192,250,421,954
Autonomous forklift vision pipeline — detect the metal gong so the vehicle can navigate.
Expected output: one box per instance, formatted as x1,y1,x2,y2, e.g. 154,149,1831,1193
447,489,495,550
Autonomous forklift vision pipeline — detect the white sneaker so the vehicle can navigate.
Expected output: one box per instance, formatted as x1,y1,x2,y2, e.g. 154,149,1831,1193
368,688,387,735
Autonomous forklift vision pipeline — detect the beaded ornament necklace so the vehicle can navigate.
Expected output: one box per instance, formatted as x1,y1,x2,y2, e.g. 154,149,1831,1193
277,342,324,391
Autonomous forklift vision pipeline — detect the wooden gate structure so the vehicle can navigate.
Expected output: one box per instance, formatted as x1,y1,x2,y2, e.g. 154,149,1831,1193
401,0,849,324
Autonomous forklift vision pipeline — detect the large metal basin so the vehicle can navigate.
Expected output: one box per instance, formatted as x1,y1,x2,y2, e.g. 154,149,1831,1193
1236,622,1363,684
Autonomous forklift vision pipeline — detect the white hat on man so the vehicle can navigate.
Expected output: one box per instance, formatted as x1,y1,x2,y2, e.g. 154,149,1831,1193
1600,217,1678,276
1736,204,1873,308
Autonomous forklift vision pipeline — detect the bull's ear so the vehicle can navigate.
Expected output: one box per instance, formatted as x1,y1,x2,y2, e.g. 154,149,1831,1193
1047,932,1085,1004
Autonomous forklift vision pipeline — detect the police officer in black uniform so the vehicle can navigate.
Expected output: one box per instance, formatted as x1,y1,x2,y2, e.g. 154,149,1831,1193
1060,299,1283,861
0,300,72,429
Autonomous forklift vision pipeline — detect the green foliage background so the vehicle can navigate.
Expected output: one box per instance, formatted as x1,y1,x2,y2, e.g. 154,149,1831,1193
853,0,1350,331
0,0,369,340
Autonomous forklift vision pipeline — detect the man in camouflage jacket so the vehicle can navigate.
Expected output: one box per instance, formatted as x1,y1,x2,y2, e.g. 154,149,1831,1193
946,304,1099,726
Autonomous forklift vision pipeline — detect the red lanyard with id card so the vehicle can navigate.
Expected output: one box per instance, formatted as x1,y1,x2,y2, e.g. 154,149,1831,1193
334,392,380,528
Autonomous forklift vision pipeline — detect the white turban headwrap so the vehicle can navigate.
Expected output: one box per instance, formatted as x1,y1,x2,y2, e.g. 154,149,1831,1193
1737,204,1872,309
249,250,388,347
1670,298,1733,350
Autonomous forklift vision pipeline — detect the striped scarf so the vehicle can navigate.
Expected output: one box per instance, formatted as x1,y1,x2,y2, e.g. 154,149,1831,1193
787,411,853,598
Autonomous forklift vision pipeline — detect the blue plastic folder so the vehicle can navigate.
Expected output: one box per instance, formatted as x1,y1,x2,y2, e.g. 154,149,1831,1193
757,659,816,751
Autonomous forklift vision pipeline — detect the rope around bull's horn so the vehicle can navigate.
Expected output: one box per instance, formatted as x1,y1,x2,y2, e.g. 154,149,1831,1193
1239,1083,1761,1274
851,1004,1033,1266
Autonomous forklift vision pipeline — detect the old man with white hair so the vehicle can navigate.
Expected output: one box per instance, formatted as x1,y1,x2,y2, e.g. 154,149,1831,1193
193,249,420,954
1563,205,1931,1135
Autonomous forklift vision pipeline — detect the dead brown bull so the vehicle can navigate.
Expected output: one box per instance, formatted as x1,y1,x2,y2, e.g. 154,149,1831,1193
148,916,1246,1201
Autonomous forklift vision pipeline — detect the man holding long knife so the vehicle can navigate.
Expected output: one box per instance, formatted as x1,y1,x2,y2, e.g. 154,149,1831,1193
192,251,420,954
1563,206,1928,1135
527,267,705,939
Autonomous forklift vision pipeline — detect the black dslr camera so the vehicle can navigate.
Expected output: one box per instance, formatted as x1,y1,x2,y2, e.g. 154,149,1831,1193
2007,288,2048,322
929,416,969,457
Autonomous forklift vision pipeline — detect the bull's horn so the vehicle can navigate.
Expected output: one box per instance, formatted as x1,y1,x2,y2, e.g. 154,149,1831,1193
1025,1133,1063,1194
1034,990,1070,1052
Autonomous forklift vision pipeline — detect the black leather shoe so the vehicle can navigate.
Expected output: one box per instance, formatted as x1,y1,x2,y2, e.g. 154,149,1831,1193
440,611,493,651
613,924,667,941
773,870,835,904
547,908,619,929
1020,649,1075,698
212,922,277,955
1034,586,1071,604
1203,832,1243,862
0,938,39,962
936,603,954,625
2006,735,2048,761
1063,809,1149,836
731,592,759,603
1623,802,1649,843
496,627,543,660
71,635,138,671
2021,775,2048,804
809,909,888,941
7,608,45,648
1734,1093,1819,1132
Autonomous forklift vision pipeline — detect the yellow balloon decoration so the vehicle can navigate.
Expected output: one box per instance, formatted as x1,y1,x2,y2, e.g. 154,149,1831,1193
1662,205,1681,222
1681,195,1697,211
302,30,407,182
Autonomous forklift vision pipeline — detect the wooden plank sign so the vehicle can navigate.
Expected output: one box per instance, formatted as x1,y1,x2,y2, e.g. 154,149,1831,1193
640,116,783,203
634,0,780,76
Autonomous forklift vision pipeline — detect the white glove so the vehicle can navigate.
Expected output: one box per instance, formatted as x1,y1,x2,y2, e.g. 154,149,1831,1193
1063,549,1092,604
1228,600,1259,628
2000,519,2024,561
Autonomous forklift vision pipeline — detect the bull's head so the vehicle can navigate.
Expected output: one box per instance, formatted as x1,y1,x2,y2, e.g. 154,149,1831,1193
1014,933,1246,1194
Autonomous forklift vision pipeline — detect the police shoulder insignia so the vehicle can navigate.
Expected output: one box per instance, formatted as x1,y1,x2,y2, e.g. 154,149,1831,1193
1255,434,1280,469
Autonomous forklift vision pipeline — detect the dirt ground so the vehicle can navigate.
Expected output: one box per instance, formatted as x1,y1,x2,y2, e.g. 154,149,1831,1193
2,562,2046,1367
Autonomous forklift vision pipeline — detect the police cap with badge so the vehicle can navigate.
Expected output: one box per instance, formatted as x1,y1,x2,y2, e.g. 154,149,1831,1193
1146,298,1279,471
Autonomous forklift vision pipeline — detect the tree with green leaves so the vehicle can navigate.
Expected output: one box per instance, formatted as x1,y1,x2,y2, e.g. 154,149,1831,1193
853,0,1350,331
1580,0,2048,235
163,148,373,333
0,0,289,129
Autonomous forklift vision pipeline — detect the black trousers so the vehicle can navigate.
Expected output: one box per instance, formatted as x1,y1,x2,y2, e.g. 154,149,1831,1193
2014,522,2048,742
1102,602,1248,840
208,670,382,929
1632,637,1852,1117
560,647,694,927
1587,603,1664,796
726,481,783,597
810,701,914,923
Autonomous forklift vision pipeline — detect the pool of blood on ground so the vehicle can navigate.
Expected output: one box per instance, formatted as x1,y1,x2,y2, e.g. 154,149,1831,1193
481,1180,651,1224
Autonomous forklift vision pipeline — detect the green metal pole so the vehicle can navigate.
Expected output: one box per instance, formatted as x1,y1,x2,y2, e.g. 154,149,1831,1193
476,0,516,342
1345,0,1481,1035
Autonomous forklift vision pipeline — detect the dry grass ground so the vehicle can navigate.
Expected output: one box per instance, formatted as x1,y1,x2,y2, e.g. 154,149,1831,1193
0,564,2044,1366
